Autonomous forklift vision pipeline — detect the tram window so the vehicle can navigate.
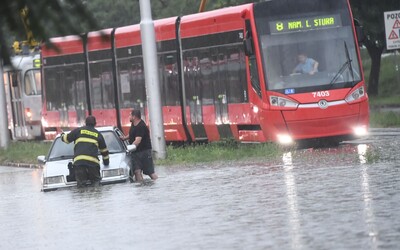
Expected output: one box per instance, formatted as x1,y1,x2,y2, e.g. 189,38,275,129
89,62,115,109
227,47,247,103
117,58,146,109
131,62,146,109
162,54,179,106
118,61,132,108
198,50,213,104
24,69,41,95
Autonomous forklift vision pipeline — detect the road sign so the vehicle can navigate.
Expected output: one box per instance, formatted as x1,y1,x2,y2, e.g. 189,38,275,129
384,10,400,50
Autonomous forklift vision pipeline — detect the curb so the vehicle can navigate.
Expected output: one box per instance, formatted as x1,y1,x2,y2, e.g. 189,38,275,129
3,162,43,169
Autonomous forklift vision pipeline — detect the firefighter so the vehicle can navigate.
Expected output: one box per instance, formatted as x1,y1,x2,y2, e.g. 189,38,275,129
61,116,109,187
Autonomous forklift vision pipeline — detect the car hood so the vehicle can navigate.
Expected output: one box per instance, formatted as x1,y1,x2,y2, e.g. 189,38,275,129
43,153,128,177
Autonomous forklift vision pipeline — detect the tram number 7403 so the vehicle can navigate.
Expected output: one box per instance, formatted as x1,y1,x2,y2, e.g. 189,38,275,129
312,91,330,98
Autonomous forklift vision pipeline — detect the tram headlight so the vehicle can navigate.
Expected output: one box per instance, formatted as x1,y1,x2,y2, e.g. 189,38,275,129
277,134,293,145
253,105,259,113
270,96,298,108
353,125,368,137
345,86,365,103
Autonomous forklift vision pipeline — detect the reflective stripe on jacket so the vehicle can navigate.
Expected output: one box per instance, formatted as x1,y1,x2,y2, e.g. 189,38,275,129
61,126,109,167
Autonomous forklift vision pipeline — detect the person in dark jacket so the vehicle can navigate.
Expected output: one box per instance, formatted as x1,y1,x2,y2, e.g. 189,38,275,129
121,110,158,182
61,115,109,187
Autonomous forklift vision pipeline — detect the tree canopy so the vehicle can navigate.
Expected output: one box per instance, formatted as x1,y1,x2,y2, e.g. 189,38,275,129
350,0,399,95
0,0,99,65
0,0,253,66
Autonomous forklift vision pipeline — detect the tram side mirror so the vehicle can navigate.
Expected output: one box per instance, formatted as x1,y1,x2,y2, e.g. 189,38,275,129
354,19,365,45
243,37,254,56
11,72,18,87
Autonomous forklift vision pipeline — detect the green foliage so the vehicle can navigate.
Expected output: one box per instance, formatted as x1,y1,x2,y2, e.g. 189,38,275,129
369,96,400,107
0,140,282,166
83,0,258,29
364,148,380,163
156,141,282,166
370,111,400,128
350,0,399,95
0,141,51,164
350,0,397,49
0,0,99,65
361,51,400,97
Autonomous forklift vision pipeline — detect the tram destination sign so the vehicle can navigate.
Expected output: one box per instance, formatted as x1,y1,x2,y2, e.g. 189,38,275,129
269,14,342,34
384,10,400,50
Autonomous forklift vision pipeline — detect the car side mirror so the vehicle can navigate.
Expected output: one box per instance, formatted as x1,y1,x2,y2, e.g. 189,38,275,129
126,144,137,153
37,155,46,164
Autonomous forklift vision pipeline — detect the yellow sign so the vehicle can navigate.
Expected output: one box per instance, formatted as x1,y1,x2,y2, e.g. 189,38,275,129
33,58,41,68
270,14,342,34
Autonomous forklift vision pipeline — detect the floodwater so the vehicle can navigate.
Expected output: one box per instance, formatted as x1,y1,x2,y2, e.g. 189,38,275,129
1,130,399,250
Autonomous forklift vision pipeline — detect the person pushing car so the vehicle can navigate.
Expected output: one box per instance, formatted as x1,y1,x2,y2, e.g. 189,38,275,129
120,109,158,182
61,115,109,187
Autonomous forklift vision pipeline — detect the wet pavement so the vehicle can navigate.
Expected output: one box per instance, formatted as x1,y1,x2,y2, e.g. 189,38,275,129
1,129,399,250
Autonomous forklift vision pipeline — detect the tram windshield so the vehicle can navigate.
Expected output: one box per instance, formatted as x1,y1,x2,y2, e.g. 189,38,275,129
24,69,41,95
254,0,361,94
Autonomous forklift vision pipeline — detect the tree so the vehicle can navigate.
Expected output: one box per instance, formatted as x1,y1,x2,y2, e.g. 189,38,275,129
0,0,99,66
350,0,399,96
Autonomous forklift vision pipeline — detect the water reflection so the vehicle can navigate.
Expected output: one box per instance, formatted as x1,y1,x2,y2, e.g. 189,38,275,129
357,144,368,164
358,145,378,249
1,133,400,249
282,152,303,249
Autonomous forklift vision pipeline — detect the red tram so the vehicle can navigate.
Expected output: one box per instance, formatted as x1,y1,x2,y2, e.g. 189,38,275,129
41,0,369,144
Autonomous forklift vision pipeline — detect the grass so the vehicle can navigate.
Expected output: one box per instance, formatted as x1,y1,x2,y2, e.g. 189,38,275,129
360,49,400,127
370,111,400,128
156,141,283,166
0,139,283,166
369,95,400,107
0,141,51,164
361,49,400,98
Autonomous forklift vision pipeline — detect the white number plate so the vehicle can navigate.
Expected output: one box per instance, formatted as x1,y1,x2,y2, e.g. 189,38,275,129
312,91,330,98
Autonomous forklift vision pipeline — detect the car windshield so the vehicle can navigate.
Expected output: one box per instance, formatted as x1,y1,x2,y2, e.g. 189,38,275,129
47,130,124,161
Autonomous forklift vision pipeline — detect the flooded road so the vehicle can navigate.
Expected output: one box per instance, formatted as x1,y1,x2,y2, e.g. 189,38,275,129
1,130,399,250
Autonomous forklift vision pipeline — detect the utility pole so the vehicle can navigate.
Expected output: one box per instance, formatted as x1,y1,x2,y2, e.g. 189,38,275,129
0,58,11,149
139,0,167,159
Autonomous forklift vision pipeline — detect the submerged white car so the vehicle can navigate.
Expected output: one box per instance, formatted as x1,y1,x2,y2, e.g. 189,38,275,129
38,126,135,192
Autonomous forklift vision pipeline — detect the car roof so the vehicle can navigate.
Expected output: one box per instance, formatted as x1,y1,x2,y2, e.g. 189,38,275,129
55,126,118,139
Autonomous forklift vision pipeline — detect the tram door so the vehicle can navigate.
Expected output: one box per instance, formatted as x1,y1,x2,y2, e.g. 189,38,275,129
185,52,207,140
6,71,28,139
211,48,232,138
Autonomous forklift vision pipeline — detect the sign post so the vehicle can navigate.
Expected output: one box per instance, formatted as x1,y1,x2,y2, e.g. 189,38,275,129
384,10,400,86
384,10,400,50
